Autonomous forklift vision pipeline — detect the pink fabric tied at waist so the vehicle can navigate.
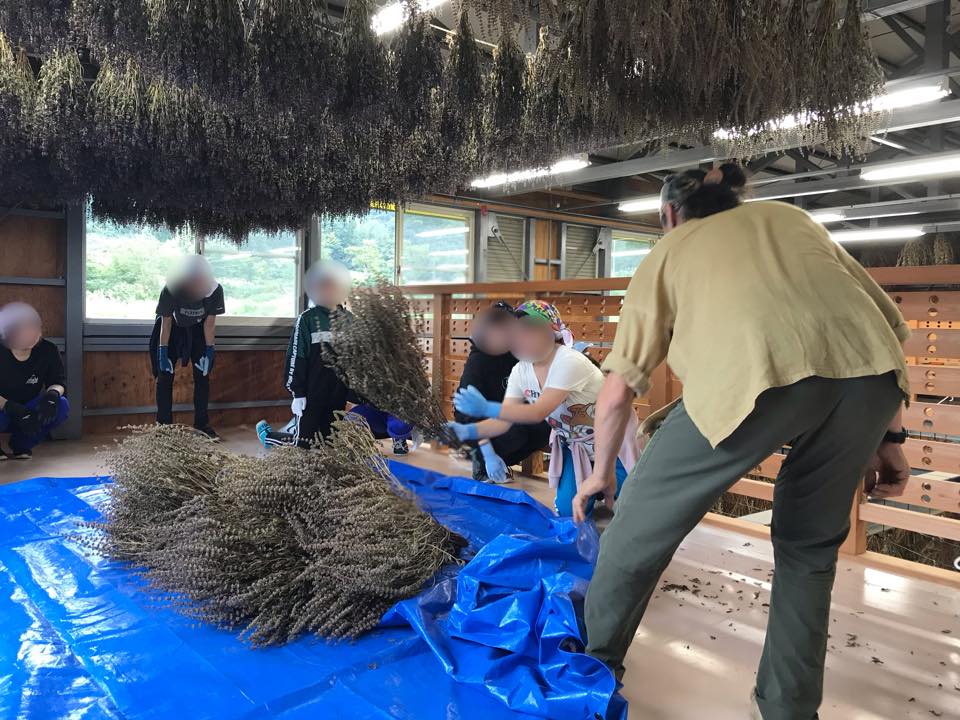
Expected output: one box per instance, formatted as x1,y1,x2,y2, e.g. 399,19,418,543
547,411,640,490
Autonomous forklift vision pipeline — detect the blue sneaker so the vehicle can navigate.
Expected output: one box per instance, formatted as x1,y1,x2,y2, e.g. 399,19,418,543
256,420,273,449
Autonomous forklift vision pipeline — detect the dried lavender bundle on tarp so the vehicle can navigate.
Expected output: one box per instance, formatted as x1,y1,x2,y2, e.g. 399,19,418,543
323,278,454,442
85,421,465,646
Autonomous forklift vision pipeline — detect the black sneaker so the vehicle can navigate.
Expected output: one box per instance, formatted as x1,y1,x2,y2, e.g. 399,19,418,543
392,437,409,455
9,448,32,460
196,426,221,442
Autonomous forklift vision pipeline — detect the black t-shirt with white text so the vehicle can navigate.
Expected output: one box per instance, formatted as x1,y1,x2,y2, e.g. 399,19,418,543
0,339,66,404
156,284,226,327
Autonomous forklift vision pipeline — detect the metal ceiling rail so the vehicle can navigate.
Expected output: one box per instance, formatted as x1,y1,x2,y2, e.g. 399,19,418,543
811,193,960,219
862,0,942,20
502,98,960,196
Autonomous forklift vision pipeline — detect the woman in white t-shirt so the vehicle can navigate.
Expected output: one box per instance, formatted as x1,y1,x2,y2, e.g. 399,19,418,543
450,300,639,517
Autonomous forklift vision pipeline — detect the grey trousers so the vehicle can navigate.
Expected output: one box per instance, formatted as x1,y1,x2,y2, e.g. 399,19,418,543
585,374,902,720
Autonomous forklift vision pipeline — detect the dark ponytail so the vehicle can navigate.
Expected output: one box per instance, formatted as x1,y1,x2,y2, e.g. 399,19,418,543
661,163,748,221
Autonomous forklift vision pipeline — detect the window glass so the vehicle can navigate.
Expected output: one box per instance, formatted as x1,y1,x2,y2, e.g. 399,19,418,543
610,231,657,278
321,207,396,284
401,205,473,285
203,231,300,318
85,214,195,320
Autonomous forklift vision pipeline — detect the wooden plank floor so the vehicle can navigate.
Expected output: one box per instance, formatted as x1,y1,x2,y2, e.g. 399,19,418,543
5,426,960,720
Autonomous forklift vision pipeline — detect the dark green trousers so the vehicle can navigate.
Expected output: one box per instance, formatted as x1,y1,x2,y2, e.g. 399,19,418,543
585,374,901,720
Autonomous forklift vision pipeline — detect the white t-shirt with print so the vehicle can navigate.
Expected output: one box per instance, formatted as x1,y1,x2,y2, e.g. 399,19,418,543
504,345,604,443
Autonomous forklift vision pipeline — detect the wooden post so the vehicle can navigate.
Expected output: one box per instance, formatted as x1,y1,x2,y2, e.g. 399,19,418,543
431,292,450,410
840,486,868,555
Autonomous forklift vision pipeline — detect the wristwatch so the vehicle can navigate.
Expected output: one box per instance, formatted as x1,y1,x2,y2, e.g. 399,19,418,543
882,428,908,445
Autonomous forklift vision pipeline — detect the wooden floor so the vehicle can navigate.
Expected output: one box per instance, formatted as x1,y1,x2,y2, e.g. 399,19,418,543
4,427,959,720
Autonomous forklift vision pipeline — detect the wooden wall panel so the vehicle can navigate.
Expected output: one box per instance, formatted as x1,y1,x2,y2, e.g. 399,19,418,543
909,364,960,397
891,290,960,321
903,328,960,361
84,350,288,410
0,285,65,335
0,216,65,278
903,401,960,436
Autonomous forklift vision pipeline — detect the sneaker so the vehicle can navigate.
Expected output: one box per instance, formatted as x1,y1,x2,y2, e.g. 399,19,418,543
256,420,273,449
9,448,32,460
392,437,409,456
485,466,514,485
196,426,220,442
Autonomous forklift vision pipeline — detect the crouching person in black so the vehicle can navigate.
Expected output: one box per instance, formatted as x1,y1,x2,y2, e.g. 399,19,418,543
149,255,225,440
0,302,69,460
454,302,550,483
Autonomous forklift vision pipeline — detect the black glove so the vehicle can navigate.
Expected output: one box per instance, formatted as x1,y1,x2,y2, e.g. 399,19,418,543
36,389,61,424
4,400,41,436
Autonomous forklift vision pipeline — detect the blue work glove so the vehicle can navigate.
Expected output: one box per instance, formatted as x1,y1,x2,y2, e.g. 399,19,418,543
453,385,502,419
158,345,174,374
479,442,508,484
446,421,479,442
194,345,216,376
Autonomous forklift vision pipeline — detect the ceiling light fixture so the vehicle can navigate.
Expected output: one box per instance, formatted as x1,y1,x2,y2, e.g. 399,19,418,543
618,196,661,213
714,82,948,141
470,157,590,189
860,152,960,182
809,212,844,224
372,0,447,35
830,226,925,243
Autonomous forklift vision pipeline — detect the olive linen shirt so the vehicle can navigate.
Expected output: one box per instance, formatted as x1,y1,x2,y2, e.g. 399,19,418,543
602,201,911,448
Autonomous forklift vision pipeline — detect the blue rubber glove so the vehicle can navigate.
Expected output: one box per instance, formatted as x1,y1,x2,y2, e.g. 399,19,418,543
195,345,216,376
453,385,502,419
446,421,479,442
479,442,508,484
158,345,174,374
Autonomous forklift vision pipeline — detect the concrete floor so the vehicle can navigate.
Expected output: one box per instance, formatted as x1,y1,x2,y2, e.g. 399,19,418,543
3,426,959,720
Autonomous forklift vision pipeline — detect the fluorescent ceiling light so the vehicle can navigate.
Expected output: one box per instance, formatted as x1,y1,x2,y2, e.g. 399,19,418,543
873,83,949,112
714,83,948,141
810,212,844,224
612,248,652,257
831,226,925,243
619,196,661,213
372,0,446,35
751,188,841,201
470,157,590,189
428,248,469,256
860,152,960,182
417,226,469,238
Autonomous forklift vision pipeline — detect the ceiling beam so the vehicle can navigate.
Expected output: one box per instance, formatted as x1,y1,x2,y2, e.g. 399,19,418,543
498,99,960,196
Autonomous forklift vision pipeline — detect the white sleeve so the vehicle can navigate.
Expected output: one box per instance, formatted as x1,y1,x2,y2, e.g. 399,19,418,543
545,349,599,393
504,364,526,400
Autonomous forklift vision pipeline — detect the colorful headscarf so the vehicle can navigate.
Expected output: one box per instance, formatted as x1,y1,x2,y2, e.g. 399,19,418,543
514,300,574,347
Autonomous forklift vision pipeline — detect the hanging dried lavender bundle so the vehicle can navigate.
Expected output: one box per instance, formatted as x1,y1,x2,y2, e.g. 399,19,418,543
438,7,486,180
0,0,70,56
933,234,955,265
898,236,935,267
86,422,465,646
483,32,527,172
323,279,452,441
69,0,150,63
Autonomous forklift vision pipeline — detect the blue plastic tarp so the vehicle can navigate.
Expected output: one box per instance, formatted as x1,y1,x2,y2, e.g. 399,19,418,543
0,462,626,720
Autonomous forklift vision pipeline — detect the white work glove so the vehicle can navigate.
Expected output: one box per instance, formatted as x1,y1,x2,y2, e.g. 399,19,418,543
291,397,307,417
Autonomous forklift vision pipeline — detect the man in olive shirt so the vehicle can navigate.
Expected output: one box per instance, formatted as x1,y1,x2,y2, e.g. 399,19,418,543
575,166,911,720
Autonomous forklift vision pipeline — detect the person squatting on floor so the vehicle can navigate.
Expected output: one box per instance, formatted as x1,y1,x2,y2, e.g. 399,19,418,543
448,300,639,515
0,302,70,460
149,255,224,441
258,260,351,450
575,164,912,720
454,301,551,483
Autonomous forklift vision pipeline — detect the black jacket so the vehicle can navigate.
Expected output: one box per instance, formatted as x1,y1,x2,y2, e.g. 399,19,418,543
454,346,518,424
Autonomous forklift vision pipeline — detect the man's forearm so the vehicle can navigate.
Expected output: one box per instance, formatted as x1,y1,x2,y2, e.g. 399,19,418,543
888,404,903,432
204,316,216,346
592,372,635,479
159,317,172,345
